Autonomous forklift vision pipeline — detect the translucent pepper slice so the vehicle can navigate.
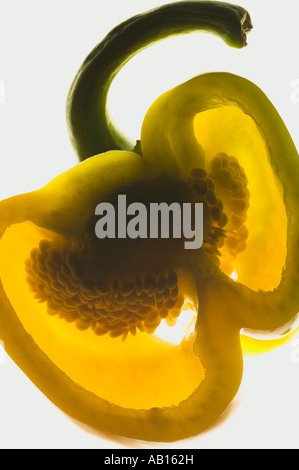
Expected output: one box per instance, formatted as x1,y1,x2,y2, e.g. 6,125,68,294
1,1,298,444
0,150,243,441
141,71,299,335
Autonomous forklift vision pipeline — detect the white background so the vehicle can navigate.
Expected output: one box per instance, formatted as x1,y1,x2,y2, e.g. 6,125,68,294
1,0,299,449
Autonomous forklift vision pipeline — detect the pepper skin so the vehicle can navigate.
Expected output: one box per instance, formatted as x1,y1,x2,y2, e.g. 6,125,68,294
0,2,298,443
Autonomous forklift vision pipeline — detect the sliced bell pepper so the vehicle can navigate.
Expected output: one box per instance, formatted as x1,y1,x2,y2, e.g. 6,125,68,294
0,1,298,443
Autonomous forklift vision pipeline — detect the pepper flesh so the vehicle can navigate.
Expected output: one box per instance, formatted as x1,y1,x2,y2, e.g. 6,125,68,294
0,1,298,443
0,150,244,441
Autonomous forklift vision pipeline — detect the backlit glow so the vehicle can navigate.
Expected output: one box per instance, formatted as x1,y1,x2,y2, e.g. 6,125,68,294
155,302,196,345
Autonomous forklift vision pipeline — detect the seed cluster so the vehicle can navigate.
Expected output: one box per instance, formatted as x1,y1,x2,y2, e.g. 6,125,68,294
191,167,228,265
191,152,249,271
25,239,184,341
209,152,249,270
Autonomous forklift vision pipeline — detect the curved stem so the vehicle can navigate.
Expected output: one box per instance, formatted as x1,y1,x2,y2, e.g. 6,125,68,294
66,1,252,161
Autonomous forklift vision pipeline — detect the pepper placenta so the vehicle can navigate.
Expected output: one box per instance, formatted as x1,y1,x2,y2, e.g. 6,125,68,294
0,1,298,443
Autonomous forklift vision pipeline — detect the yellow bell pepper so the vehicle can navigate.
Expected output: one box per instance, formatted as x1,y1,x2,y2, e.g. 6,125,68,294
0,1,298,443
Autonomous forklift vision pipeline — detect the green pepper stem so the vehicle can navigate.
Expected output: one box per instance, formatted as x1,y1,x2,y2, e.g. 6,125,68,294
66,1,252,161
